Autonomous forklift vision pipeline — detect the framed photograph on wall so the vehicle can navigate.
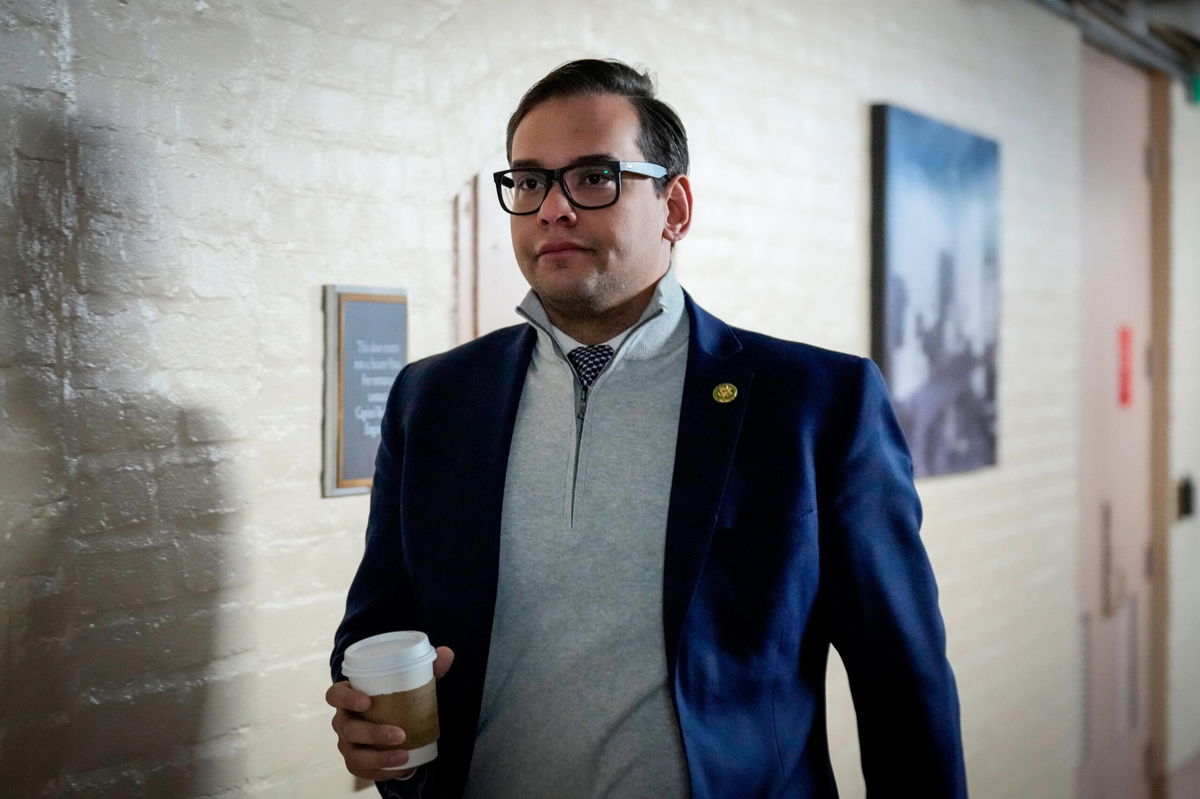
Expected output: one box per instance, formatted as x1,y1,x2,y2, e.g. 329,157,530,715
871,104,1000,479
322,285,408,497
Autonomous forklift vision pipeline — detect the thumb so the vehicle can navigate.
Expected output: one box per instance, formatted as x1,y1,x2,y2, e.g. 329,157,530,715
433,646,454,680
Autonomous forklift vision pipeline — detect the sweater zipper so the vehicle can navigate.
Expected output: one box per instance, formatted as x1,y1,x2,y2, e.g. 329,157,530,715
577,384,589,423
568,380,592,527
516,307,665,528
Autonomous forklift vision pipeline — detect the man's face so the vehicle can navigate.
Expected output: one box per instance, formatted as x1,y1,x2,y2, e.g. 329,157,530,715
507,93,676,321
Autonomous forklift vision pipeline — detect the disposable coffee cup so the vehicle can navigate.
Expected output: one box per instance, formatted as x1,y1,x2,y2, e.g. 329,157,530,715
342,631,440,769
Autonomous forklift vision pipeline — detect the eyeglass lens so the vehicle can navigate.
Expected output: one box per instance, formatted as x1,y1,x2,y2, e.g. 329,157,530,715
500,164,618,213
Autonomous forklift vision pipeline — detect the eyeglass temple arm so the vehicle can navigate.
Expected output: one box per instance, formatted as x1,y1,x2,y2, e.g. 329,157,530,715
618,162,668,179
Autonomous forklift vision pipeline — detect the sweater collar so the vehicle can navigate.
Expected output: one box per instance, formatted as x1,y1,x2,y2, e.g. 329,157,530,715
515,261,688,363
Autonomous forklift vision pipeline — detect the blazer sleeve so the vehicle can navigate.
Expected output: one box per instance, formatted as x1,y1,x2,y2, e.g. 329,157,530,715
331,366,422,680
330,367,430,799
821,358,968,797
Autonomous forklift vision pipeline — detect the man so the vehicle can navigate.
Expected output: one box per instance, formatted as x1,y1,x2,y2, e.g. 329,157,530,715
327,59,967,798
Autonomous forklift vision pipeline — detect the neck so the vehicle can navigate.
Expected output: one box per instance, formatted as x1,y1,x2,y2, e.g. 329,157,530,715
542,281,660,346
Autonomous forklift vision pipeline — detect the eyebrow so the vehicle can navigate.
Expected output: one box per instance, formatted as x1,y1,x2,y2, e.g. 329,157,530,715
509,153,618,170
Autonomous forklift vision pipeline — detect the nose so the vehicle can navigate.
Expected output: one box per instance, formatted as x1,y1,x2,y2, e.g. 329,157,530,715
537,179,576,226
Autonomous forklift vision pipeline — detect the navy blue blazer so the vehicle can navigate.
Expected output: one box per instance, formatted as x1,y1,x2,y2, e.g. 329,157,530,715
332,294,968,798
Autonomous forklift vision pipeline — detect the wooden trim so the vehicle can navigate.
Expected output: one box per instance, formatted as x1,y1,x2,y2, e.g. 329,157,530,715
453,177,477,345
1146,69,1173,799
338,294,347,488
453,190,465,344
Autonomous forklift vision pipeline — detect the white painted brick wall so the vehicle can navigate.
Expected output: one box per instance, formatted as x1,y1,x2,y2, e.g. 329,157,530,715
2,0,1195,796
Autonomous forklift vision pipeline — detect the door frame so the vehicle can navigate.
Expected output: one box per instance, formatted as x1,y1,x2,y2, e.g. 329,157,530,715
1076,46,1173,799
1146,70,1173,799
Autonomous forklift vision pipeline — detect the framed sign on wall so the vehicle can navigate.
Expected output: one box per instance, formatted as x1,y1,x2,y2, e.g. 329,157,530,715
322,285,408,497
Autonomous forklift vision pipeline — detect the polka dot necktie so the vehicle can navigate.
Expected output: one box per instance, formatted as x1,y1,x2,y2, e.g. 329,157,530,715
566,344,614,388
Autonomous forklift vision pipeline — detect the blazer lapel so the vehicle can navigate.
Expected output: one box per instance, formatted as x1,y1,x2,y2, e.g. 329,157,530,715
437,325,536,796
458,325,537,630
662,295,754,677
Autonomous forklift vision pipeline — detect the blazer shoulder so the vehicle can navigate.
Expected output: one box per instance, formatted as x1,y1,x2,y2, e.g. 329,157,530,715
400,323,532,386
731,326,874,387
685,294,879,404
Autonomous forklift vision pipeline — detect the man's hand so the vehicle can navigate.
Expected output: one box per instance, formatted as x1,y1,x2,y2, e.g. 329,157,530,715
327,645,455,781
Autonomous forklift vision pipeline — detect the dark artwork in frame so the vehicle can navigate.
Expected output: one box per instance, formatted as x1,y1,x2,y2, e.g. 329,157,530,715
871,104,1000,479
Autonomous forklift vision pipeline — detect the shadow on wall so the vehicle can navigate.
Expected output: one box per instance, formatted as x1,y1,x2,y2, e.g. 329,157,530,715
0,98,246,796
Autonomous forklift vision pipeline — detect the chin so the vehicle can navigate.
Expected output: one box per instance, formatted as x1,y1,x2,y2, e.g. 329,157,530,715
537,281,608,315
535,268,599,293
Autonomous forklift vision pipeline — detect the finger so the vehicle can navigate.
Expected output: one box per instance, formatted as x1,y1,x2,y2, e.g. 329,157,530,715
334,712,406,748
338,737,413,777
433,646,455,680
325,680,370,712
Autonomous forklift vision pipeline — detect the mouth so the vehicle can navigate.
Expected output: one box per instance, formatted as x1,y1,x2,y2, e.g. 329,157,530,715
537,241,591,257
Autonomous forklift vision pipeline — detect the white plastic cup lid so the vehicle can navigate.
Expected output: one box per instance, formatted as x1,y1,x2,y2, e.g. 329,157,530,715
342,631,436,676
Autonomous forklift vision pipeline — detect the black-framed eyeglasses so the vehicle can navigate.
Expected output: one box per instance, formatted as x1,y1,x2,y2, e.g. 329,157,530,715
493,160,668,215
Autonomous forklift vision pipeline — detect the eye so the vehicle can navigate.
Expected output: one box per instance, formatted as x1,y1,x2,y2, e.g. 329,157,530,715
510,172,546,193
579,168,615,186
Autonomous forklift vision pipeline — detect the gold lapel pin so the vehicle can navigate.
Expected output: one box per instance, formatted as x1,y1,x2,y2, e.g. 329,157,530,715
712,382,738,403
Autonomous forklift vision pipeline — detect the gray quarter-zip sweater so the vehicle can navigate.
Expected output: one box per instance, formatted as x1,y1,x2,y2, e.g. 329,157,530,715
463,265,691,798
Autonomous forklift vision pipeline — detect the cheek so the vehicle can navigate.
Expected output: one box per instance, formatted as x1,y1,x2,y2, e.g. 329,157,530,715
622,204,665,250
510,219,533,257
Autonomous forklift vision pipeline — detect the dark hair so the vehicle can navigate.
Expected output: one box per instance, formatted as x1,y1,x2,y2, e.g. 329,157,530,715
505,59,689,195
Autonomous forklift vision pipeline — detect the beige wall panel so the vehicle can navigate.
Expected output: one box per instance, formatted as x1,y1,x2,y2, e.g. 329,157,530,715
1169,82,1200,775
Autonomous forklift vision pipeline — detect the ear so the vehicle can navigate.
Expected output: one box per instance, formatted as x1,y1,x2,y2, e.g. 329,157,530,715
661,174,692,244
